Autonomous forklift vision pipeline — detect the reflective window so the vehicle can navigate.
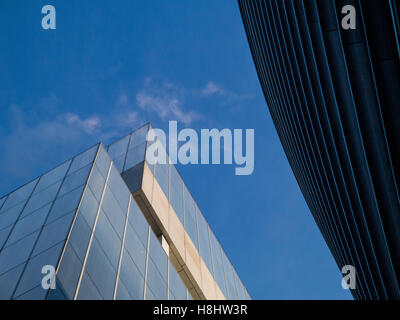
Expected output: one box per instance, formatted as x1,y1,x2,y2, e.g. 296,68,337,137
95,145,111,178
0,202,26,230
128,200,149,247
146,258,167,300
184,186,198,249
0,264,25,299
112,154,125,173
15,285,47,300
221,250,237,299
68,213,92,262
69,145,97,174
77,271,103,300
33,211,75,256
169,166,183,223
76,187,99,228
0,231,39,275
125,142,146,169
116,280,131,300
108,165,130,213
0,225,12,249
35,161,70,194
22,181,61,217
6,204,49,246
107,135,130,160
0,196,6,211
155,162,169,200
47,185,84,224
57,244,82,299
124,223,147,275
84,238,117,300
197,209,213,274
88,165,106,201
93,211,122,269
101,187,125,238
209,231,228,297
14,242,64,298
58,164,91,197
129,124,149,148
119,249,145,299
1,179,38,213
145,286,156,300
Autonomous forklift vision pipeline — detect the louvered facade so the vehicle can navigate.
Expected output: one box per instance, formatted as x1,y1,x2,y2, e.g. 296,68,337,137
239,0,400,299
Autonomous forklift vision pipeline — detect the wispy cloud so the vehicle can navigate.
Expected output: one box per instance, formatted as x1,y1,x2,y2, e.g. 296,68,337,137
64,113,101,134
136,80,200,125
201,81,225,96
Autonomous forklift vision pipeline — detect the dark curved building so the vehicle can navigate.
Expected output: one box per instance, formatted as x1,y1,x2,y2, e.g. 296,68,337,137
239,0,400,299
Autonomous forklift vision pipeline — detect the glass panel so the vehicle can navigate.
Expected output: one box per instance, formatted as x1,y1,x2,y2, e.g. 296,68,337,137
101,187,125,239
56,244,82,299
119,249,145,299
221,250,237,299
169,166,183,223
69,145,97,174
107,134,130,160
108,165,130,213
116,280,131,300
32,211,75,256
58,164,91,197
124,223,147,275
84,238,117,300
146,258,167,300
1,179,38,212
197,209,213,273
77,271,103,300
129,124,148,148
209,232,228,297
95,145,111,178
14,242,64,298
22,181,62,218
35,161,70,194
0,264,25,299
15,285,47,300
93,211,122,269
0,225,13,249
5,204,49,246
184,186,198,249
88,165,106,201
155,162,169,199
0,202,25,230
46,282,67,300
128,200,149,247
112,154,125,173
75,187,99,228
125,142,146,169
68,213,92,262
0,231,39,275
47,185,84,224
145,286,156,300
0,196,6,211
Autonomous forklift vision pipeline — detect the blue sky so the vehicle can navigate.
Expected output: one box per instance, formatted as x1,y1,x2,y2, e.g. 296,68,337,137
0,0,351,299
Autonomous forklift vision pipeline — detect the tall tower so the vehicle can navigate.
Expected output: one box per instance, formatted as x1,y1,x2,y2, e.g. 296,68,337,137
239,0,400,299
0,124,250,300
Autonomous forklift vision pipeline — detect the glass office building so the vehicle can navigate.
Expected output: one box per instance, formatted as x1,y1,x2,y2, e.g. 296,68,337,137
239,0,400,299
0,124,250,300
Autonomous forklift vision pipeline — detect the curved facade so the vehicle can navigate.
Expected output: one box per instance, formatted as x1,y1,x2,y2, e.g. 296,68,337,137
239,0,400,299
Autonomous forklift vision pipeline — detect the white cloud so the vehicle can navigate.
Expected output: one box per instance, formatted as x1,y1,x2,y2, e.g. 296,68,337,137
64,113,101,134
136,81,200,125
201,81,225,96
